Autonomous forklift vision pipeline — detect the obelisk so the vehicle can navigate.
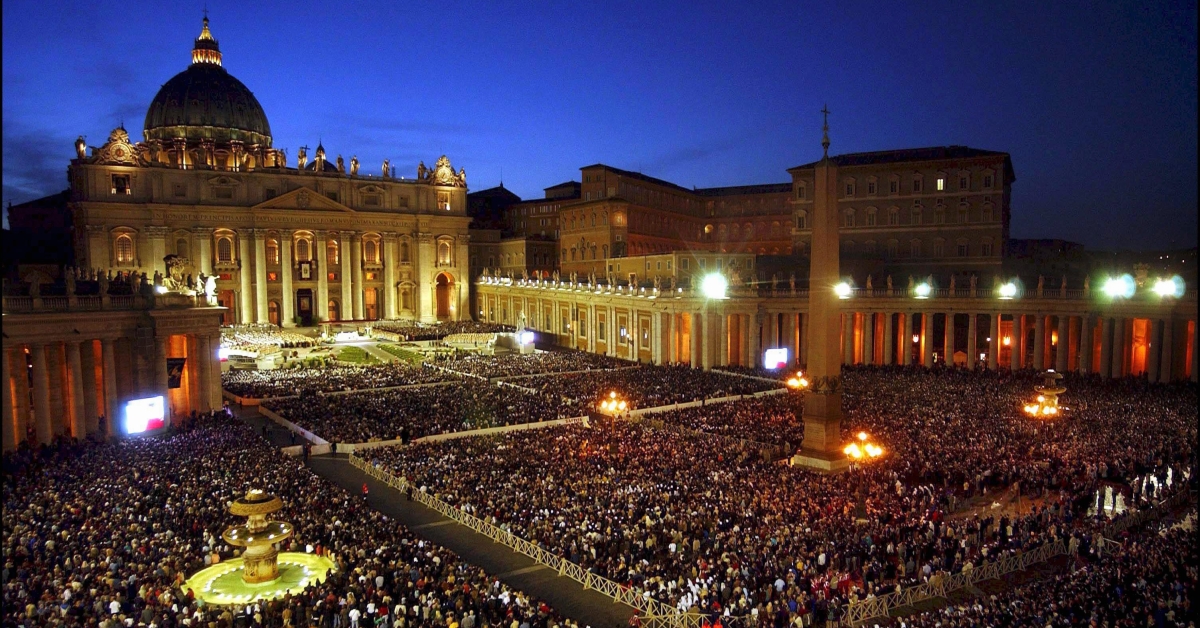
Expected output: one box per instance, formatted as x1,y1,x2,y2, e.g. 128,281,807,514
792,106,849,472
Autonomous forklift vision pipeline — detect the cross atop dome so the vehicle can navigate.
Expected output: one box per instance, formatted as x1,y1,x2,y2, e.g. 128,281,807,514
191,15,223,67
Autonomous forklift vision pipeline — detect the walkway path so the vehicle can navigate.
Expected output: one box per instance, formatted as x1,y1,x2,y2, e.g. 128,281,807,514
235,408,638,628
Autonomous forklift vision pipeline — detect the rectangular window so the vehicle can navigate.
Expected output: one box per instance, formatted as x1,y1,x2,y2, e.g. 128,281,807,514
214,187,233,199
958,243,969,257
866,212,877,226
365,272,377,280
913,179,923,193
172,183,186,197
845,184,855,196
438,192,450,210
698,259,705,269
682,258,690,270
888,211,899,226
889,180,898,194
111,175,131,195
796,187,806,199
867,182,876,195
267,272,278,281
363,194,381,207
325,191,339,202
983,175,993,188
936,177,945,191
933,241,944,257
959,177,969,190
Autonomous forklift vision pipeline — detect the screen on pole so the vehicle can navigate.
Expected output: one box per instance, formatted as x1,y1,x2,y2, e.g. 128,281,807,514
124,396,165,434
763,348,789,370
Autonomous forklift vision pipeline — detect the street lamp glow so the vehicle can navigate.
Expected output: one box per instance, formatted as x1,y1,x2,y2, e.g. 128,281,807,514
843,431,884,460
834,282,853,299
786,371,809,390
998,282,1017,299
1153,276,1185,298
914,282,931,299
1103,275,1136,299
700,273,728,300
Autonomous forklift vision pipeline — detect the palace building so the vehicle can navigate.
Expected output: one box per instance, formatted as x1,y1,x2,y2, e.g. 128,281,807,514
63,17,472,326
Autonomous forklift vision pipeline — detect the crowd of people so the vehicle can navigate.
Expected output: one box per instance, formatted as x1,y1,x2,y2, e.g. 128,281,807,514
526,365,780,410
431,351,631,380
2,412,571,628
265,381,577,444
647,394,804,448
365,365,1196,625
222,363,458,398
221,325,317,353
372,321,515,342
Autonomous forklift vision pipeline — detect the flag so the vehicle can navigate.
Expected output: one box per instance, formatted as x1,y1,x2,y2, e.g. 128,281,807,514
167,358,187,389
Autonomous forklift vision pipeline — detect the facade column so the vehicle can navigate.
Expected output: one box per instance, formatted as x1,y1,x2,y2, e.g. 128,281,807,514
748,312,760,368
883,312,894,365
30,343,52,445
988,313,1000,370
280,231,295,326
87,225,109,271
691,311,703,368
1056,315,1070,373
841,313,854,365
66,341,86,439
967,313,978,369
382,233,398,320
253,229,268,324
701,311,713,370
1158,317,1173,383
207,335,223,411
797,313,807,367
1147,319,1163,383
943,312,954,365
237,231,254,324
668,312,678,364
315,231,330,322
146,226,170,278
340,232,354,321
192,228,213,276
862,313,874,365
101,339,119,434
1079,314,1093,374
922,312,934,368
417,233,436,323
1099,317,1114,378
902,313,914,366
80,340,98,434
1033,314,1046,370
2,347,14,451
351,233,365,320
1110,318,1125,378
717,311,729,367
1015,315,1028,369
764,312,777,348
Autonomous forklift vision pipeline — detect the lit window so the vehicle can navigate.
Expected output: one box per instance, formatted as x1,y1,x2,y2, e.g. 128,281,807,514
266,239,279,264
115,234,135,264
438,192,450,211
216,236,233,263
364,240,377,264
327,241,339,266
296,239,310,262
936,177,945,191
437,241,452,265
111,175,131,195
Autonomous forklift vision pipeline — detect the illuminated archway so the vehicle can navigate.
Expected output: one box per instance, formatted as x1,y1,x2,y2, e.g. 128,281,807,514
435,273,454,320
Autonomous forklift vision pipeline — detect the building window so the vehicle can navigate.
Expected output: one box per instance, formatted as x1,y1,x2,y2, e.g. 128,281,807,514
796,212,807,229
327,241,339,266
936,177,945,191
111,175,131,195
173,183,186,197
981,241,993,256
214,187,233,199
958,208,969,223
296,239,310,262
796,186,806,199
437,241,452,265
912,178,923,193
867,181,876,195
957,241,969,257
324,191,339,202
932,240,944,257
887,240,898,257
934,209,945,224
266,239,279,264
216,236,233,263
115,234,135,264
888,208,899,225
889,180,898,194
364,240,378,264
845,183,855,197
912,208,922,224
909,240,921,258
983,174,993,188
959,176,969,190
363,194,381,207
865,210,877,227
438,192,450,211
842,210,855,227
400,241,410,263
176,238,189,258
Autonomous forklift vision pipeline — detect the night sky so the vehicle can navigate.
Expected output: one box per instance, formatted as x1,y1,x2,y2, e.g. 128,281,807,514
3,0,1196,250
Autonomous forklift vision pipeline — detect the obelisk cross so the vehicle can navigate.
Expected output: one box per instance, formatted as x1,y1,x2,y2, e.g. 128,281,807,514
821,104,831,158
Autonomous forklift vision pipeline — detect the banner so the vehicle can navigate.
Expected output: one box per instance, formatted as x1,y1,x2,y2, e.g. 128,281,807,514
167,358,187,389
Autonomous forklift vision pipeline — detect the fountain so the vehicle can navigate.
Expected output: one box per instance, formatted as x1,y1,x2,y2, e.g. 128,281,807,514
1024,370,1067,417
223,489,293,583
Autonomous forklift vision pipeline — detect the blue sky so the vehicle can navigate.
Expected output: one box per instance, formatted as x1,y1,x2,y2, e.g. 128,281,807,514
3,0,1196,249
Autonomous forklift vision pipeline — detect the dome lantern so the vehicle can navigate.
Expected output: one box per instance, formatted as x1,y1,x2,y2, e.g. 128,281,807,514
191,16,222,67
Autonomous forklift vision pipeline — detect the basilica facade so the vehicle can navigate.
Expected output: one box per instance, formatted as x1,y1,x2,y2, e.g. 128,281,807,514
68,18,471,326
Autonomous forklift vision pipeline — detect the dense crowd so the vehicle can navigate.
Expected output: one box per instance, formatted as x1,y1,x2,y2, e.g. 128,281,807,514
431,351,631,380
647,394,803,448
1,412,571,628
368,366,1196,625
221,325,317,352
526,365,781,410
372,321,515,342
222,363,458,398
265,381,577,444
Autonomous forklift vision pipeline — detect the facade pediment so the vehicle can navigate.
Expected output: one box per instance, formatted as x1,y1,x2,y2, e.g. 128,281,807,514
358,184,385,194
207,175,242,187
252,187,356,213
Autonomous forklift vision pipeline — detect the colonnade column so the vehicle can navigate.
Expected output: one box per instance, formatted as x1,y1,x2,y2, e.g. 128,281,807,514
842,313,855,365
351,233,365,320
280,231,295,327
253,229,268,324
2,347,13,451
340,232,354,321
1110,318,1125,378
66,341,86,439
748,313,760,368
1099,317,1114,378
764,312,777,348
668,312,678,364
988,313,999,370
794,313,806,367
80,340,98,435
692,311,703,369
883,312,894,365
943,312,954,365
967,314,978,369
1147,319,1163,383
922,312,934,368
1033,314,1046,370
30,343,52,444
315,231,330,322
101,339,119,433
1078,315,1093,374
1056,315,1070,372
382,233,398,320
238,231,254,324
717,311,729,367
1158,318,1172,383
1015,315,1028,370
902,313,914,366
862,313,874,365
207,334,223,411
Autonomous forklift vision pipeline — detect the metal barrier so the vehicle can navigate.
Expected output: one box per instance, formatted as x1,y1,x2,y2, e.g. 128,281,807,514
348,454,705,628
843,488,1193,626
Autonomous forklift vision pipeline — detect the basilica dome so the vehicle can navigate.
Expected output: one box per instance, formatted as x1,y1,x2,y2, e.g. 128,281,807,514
143,18,272,147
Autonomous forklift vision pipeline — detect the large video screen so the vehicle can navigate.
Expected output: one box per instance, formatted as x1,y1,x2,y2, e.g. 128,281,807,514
124,396,166,434
763,348,789,370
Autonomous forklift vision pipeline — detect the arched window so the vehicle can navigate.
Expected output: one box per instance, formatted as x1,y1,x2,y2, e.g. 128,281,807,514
216,236,233,263
602,244,609,259
570,247,577,261
591,245,597,259
401,288,413,311
591,213,596,227
327,241,339,266
115,234,135,264
268,301,280,326
296,239,310,262
437,241,452,266
328,299,340,321
400,241,410,263
175,238,189,259
601,212,608,226
266,239,279,264
364,240,377,264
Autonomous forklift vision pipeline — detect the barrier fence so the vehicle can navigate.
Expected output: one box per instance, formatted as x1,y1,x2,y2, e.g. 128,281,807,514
348,454,707,628
843,487,1194,626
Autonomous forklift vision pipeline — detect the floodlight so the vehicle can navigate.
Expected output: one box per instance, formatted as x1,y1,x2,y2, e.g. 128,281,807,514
914,283,931,298
701,273,728,300
834,282,852,299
